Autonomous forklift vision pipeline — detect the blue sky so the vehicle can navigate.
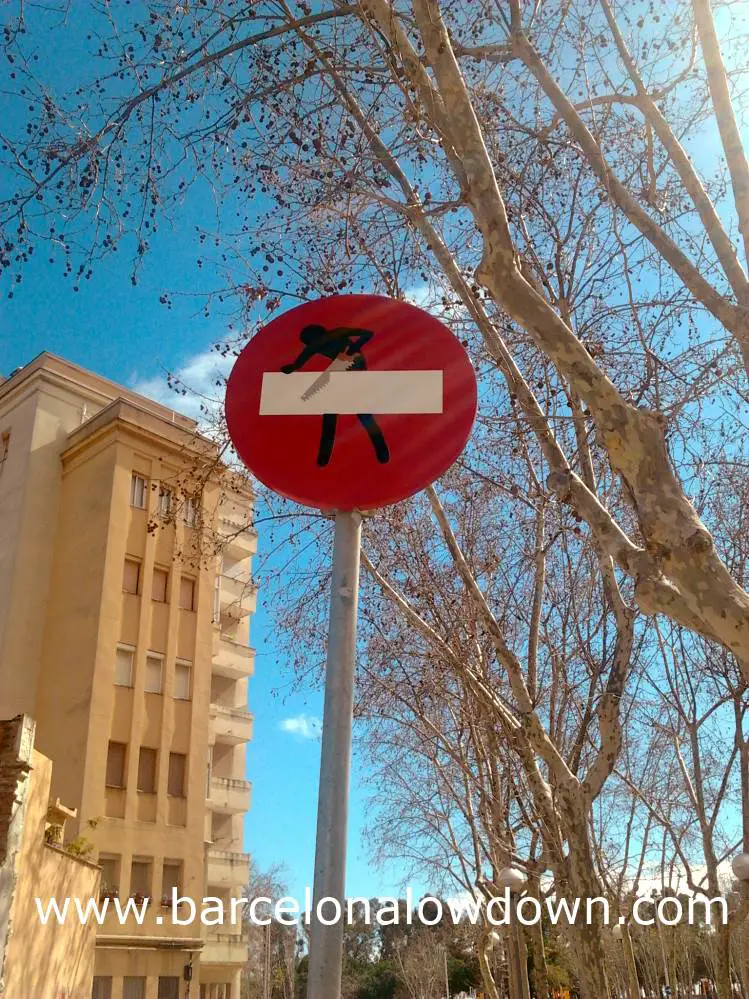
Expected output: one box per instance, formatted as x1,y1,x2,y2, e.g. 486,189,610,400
0,216,414,903
0,0,424,904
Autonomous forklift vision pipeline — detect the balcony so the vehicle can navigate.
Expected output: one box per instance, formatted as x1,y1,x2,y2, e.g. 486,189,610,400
210,703,253,745
218,510,258,560
208,775,252,814
202,931,248,966
218,570,258,621
212,632,255,680
206,849,250,889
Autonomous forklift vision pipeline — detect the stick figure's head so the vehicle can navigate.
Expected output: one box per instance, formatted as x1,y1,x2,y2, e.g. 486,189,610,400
300,324,327,345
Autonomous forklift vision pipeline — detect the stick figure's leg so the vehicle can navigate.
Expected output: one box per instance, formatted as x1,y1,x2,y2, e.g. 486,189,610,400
317,413,337,466
357,414,390,463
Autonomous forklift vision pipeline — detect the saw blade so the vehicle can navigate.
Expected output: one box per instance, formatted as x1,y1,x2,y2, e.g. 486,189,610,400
301,355,359,401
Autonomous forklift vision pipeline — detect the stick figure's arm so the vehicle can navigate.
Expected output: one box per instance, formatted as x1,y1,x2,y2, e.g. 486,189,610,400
280,345,318,373
344,329,373,355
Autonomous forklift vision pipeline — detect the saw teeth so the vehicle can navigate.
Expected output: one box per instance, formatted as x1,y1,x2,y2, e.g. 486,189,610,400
301,357,358,401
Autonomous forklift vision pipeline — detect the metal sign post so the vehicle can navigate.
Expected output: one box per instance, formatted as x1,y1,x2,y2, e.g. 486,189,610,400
307,511,363,999
224,294,478,999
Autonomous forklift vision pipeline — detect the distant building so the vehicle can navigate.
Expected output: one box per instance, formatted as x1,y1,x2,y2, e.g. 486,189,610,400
0,354,257,998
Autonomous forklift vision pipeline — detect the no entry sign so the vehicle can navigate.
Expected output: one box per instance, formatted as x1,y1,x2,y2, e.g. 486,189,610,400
225,294,477,510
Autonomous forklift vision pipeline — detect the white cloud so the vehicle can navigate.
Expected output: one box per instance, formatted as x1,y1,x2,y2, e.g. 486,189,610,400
130,347,235,422
279,714,322,740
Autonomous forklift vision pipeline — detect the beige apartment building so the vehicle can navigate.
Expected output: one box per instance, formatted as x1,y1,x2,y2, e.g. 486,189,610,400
0,353,257,999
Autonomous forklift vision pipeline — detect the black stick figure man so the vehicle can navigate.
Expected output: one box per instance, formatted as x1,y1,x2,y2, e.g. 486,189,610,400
281,325,390,467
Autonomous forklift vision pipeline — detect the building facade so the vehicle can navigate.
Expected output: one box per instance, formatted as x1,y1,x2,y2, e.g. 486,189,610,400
0,714,101,999
0,354,256,999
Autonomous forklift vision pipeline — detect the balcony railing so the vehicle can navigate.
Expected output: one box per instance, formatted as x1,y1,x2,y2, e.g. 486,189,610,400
206,849,250,889
218,570,258,621
212,632,255,680
218,511,258,560
202,931,248,966
210,703,253,745
207,775,252,814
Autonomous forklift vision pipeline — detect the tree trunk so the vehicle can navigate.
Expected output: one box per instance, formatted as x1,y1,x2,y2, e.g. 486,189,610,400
622,923,642,999
557,795,611,999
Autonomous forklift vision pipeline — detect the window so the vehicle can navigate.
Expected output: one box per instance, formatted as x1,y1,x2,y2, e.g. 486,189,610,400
105,742,126,789
123,558,140,595
167,752,186,797
157,486,172,518
179,575,196,611
152,568,168,603
130,858,151,897
114,645,134,687
99,855,119,892
183,495,199,528
137,748,157,793
123,979,146,999
0,431,9,475
130,473,147,509
145,653,163,694
158,979,180,999
161,861,182,897
92,978,113,999
174,661,192,700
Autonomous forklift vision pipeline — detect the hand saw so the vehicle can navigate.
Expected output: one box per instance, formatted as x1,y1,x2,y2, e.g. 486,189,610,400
301,353,363,401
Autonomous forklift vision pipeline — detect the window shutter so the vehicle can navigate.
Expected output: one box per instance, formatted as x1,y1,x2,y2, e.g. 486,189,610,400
145,654,163,693
167,753,186,797
174,662,191,700
161,862,182,896
137,748,157,793
130,474,147,509
99,856,118,890
183,496,198,527
92,978,113,999
179,576,195,611
123,979,146,999
123,559,140,594
130,860,151,896
105,743,126,788
152,568,168,602
157,979,180,999
114,646,134,686
158,487,172,517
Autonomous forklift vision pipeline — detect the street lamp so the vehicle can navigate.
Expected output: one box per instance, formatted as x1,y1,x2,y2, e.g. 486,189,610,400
497,868,530,999
651,891,671,998
731,853,749,882
497,867,529,892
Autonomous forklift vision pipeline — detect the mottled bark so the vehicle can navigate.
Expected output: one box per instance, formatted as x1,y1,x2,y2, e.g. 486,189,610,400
362,0,749,670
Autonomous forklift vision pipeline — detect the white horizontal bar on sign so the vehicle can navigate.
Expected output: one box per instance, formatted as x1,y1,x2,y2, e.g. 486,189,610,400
259,370,444,415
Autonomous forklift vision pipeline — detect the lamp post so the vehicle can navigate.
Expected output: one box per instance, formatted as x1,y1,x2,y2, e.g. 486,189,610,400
613,917,641,999
497,868,530,999
733,855,749,999
651,891,671,998
732,853,749,882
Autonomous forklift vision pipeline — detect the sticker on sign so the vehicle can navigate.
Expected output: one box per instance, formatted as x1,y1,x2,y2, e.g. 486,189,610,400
259,370,443,415
225,294,477,510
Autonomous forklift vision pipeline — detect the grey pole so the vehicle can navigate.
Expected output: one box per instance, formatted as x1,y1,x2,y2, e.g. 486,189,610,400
307,510,363,999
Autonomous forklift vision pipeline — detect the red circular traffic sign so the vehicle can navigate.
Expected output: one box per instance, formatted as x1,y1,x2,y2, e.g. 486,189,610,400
225,295,477,510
